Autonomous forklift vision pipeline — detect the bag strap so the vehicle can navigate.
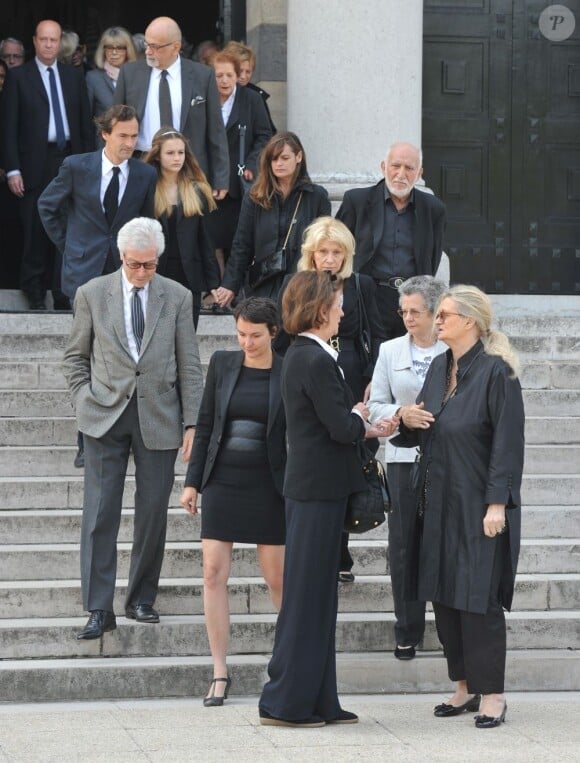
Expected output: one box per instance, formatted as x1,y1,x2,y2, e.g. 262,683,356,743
354,273,372,345
281,191,304,251
238,124,247,176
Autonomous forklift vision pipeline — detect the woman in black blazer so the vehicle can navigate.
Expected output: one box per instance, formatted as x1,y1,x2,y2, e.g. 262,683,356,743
258,272,397,727
143,128,220,328
204,49,273,274
274,217,386,581
181,298,286,707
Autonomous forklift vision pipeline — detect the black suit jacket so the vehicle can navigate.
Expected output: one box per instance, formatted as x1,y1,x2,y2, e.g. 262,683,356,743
185,350,286,494
224,85,272,199
336,181,446,277
0,60,93,189
156,199,220,293
281,336,366,501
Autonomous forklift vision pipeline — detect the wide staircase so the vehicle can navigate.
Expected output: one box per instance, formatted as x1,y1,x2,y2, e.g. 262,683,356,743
0,299,578,702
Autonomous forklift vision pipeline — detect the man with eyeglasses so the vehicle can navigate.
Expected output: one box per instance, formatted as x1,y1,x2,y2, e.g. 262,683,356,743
63,216,204,640
0,37,25,67
336,142,446,340
114,15,229,198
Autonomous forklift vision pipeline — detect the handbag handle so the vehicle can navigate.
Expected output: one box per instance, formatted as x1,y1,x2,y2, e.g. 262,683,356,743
238,124,247,177
281,191,304,251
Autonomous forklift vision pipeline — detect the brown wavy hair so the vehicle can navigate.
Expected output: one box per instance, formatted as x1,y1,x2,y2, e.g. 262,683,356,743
282,271,340,334
250,131,310,209
143,129,216,218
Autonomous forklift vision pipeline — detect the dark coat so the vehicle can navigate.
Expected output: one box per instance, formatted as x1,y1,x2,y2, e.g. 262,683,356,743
246,81,276,132
0,59,94,189
156,197,220,294
393,341,525,614
336,181,446,277
223,85,272,199
185,350,286,495
222,181,331,294
274,272,386,400
282,336,367,501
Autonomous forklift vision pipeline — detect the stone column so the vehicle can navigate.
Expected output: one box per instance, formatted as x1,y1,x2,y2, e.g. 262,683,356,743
287,0,424,185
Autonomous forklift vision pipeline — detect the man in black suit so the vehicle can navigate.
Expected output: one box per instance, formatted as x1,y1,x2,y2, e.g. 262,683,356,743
0,19,94,310
336,142,446,339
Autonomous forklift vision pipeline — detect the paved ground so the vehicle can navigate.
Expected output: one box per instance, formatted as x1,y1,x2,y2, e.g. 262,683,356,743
0,692,578,762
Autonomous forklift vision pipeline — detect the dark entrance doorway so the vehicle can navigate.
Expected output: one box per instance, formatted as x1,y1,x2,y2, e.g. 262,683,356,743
422,0,580,294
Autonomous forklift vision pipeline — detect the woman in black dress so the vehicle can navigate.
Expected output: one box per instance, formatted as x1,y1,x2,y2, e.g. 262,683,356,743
394,285,525,728
274,216,386,581
181,297,286,707
215,131,331,306
143,128,219,328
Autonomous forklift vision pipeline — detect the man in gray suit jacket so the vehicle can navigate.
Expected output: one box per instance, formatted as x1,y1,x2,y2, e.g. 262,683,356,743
63,217,204,640
114,16,229,197
38,104,157,302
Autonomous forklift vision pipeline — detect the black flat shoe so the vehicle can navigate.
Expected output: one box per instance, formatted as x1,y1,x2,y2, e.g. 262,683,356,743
258,709,325,727
338,571,355,583
76,610,116,640
326,709,358,724
125,603,159,623
394,644,416,660
475,701,507,728
434,694,481,717
203,676,231,707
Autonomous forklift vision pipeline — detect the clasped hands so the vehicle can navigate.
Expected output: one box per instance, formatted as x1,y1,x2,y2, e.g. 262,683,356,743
353,402,399,439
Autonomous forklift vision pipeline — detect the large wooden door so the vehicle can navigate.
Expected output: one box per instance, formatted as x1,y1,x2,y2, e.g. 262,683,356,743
423,0,580,294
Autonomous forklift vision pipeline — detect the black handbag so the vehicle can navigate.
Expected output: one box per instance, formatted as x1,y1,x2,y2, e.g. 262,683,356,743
344,442,390,533
354,274,374,379
248,192,303,289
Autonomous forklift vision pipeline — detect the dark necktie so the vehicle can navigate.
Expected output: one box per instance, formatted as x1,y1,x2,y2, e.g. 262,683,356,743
47,67,66,150
131,287,145,354
159,70,173,128
103,166,120,227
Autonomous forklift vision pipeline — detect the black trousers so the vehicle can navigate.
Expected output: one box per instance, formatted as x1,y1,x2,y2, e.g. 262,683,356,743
387,462,426,647
259,496,346,721
81,395,177,612
372,283,406,340
432,534,509,694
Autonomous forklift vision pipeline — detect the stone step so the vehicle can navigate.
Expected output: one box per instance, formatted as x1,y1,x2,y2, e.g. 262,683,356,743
520,362,580,390
0,648,577,702
2,504,577,544
2,472,577,510
0,610,578,660
1,572,577,620
1,443,575,477
2,538,579,581
2,414,578,447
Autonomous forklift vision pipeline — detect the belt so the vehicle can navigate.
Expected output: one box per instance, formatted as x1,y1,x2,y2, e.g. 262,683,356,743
222,419,267,452
374,276,407,290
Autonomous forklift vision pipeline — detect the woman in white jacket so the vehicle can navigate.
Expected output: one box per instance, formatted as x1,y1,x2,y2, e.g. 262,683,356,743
368,275,447,660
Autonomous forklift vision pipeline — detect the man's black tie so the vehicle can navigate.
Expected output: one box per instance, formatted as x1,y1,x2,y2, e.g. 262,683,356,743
103,166,120,227
159,70,173,128
47,67,67,150
131,286,145,354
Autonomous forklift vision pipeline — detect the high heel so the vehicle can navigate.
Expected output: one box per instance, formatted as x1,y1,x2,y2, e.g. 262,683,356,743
203,676,232,707
474,701,507,728
434,694,481,717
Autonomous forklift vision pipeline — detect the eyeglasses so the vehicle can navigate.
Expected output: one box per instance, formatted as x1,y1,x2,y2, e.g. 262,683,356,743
144,40,177,52
124,259,158,271
434,311,465,322
2,53,24,60
397,308,428,318
104,45,127,52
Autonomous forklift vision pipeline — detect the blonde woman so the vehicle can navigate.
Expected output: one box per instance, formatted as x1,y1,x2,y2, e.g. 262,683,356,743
86,27,137,129
394,285,525,729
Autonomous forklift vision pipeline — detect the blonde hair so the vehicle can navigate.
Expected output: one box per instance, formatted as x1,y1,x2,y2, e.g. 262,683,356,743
298,216,354,279
94,27,137,69
442,285,520,377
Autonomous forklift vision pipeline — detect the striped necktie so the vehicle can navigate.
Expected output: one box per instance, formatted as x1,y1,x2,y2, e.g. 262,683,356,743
131,287,145,354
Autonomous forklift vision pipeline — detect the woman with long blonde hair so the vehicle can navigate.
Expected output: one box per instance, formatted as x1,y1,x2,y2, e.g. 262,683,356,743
144,128,219,327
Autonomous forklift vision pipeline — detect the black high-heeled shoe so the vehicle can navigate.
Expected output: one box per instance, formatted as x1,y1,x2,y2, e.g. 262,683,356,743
203,676,232,707
474,701,507,728
434,694,481,717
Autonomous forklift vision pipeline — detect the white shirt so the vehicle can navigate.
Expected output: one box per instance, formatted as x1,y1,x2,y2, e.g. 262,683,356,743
36,58,71,143
121,269,150,362
101,153,129,210
221,86,236,126
138,57,182,151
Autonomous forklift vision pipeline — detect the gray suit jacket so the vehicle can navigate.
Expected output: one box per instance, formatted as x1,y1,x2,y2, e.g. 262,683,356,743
62,271,203,450
38,151,157,300
114,57,229,189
